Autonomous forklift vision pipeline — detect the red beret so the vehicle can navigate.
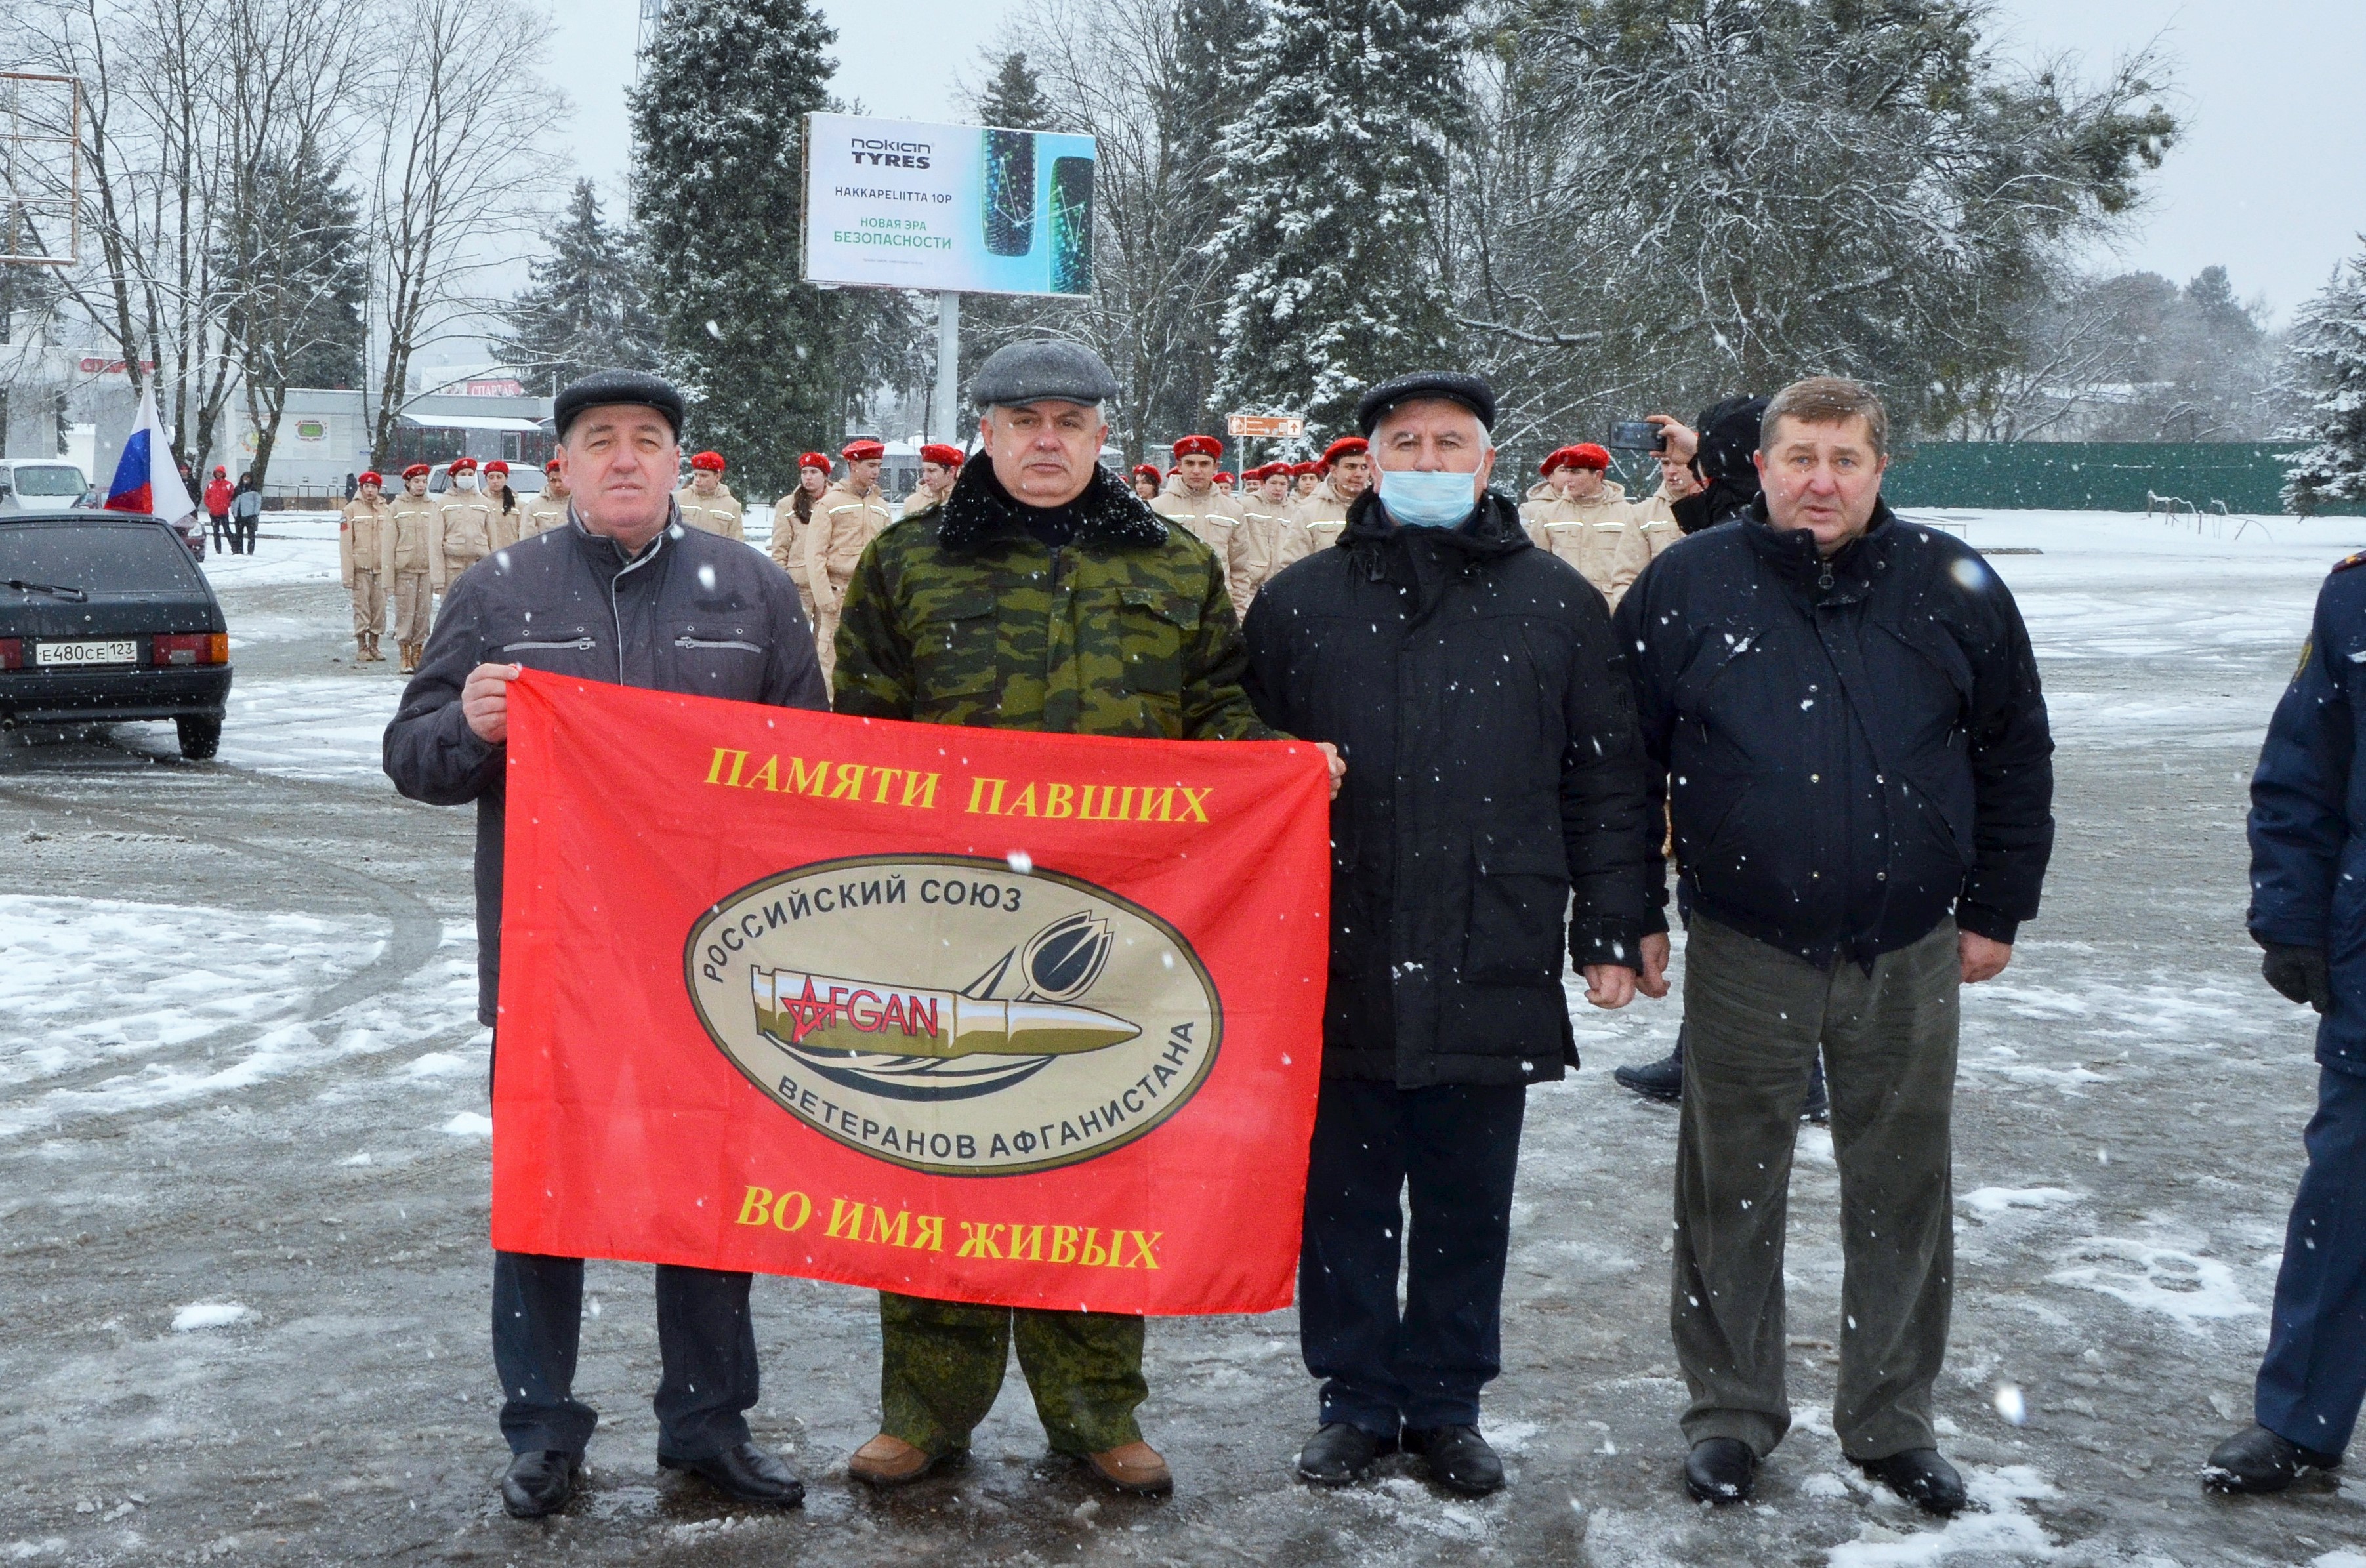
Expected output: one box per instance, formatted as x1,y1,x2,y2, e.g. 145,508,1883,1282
545,459,562,474
1215,471,1234,485
1320,436,1369,466
356,471,383,487
1172,434,1222,461
402,463,431,480
448,457,478,474
484,459,510,476
1539,446,1577,476
1290,461,1319,476
1566,442,1611,471
799,451,832,472
1131,464,1161,481
690,450,726,472
842,438,886,462
919,443,965,468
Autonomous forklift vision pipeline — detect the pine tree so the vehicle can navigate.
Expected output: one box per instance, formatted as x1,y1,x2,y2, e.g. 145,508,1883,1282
1204,0,1466,443
2284,247,2366,516
632,0,845,495
977,50,1057,132
495,180,663,394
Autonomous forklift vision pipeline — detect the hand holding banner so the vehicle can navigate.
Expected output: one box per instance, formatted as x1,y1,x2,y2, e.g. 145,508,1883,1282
492,671,1332,1315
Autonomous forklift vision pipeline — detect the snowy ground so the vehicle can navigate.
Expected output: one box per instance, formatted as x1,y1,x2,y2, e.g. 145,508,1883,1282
5,508,2366,1565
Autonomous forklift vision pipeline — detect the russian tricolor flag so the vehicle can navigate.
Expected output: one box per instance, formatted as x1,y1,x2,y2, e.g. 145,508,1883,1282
104,384,197,523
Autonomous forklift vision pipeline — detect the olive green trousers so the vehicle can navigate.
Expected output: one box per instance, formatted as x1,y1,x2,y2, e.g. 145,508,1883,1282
879,1291,1147,1456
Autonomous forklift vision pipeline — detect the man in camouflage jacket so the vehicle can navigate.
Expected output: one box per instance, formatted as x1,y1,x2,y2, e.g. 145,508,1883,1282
832,340,1339,1495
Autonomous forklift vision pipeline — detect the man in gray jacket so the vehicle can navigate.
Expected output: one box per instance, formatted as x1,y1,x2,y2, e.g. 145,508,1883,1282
383,370,826,1518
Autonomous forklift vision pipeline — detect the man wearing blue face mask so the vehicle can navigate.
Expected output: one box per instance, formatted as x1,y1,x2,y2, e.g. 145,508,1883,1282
1241,371,1657,1495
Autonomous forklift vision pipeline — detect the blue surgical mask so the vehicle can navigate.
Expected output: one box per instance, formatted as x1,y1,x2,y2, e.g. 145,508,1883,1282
1376,466,1478,528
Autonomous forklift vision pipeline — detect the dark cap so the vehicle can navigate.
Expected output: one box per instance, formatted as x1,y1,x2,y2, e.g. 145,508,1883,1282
971,339,1121,410
1354,371,1497,435
553,369,686,440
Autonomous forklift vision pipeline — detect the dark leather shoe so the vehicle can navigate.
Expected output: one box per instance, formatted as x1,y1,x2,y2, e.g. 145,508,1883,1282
2204,1424,2343,1493
500,1449,579,1518
1684,1437,1756,1504
1859,1447,1966,1515
1297,1422,1396,1485
659,1440,806,1507
1406,1424,1504,1496
1614,1051,1684,1102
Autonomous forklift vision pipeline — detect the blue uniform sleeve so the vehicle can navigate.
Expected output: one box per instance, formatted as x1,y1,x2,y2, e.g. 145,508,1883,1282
2249,575,2357,949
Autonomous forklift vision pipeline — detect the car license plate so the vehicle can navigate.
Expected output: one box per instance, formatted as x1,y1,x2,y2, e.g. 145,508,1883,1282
33,638,138,668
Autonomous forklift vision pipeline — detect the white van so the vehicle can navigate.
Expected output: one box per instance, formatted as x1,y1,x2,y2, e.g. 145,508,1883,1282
0,459,93,513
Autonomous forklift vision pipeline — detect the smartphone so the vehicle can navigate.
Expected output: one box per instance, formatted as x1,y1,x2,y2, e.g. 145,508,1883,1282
982,129,1037,257
1049,157,1094,295
1608,420,1665,453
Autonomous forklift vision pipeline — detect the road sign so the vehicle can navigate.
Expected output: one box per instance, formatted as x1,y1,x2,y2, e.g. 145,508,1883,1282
1227,414,1304,439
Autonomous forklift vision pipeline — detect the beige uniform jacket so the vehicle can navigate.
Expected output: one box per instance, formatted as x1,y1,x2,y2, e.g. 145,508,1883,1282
897,485,952,522
675,482,746,541
1235,503,1315,610
1293,477,1360,552
1627,487,1683,564
516,493,570,539
481,489,528,550
805,484,896,614
1523,480,1649,606
339,497,395,588
769,493,816,594
388,495,441,577
435,494,497,589
1150,487,1255,611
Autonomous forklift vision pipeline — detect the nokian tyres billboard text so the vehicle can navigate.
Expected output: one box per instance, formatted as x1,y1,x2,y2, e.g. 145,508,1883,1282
801,112,1096,297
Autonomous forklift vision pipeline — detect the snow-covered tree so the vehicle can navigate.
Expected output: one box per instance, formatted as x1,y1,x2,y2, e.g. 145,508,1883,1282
976,50,1058,131
631,0,844,494
1203,0,1466,442
495,180,663,394
2284,247,2366,516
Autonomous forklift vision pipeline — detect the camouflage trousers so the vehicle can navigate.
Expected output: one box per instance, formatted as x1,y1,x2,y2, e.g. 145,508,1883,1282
878,1291,1146,1457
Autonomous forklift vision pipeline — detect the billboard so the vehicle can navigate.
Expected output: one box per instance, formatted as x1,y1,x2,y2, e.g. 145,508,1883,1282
802,113,1096,298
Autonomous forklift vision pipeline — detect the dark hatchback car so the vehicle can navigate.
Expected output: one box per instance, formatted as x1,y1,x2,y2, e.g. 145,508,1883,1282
0,511,232,758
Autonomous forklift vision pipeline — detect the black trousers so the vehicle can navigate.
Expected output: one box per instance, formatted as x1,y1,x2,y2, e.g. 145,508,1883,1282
492,1250,760,1460
209,512,230,550
1298,1079,1527,1434
236,514,258,553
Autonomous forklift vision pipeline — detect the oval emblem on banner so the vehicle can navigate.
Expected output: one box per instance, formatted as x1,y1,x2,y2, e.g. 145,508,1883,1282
684,855,1223,1175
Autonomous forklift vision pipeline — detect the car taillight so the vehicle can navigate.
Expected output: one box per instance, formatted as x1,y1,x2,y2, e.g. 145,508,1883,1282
152,632,229,666
0,638,19,671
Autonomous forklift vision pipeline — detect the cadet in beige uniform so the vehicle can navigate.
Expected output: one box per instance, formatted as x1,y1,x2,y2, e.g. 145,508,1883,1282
1149,434,1254,609
482,461,526,550
1291,461,1321,507
1625,451,1693,565
516,459,571,539
1236,464,1313,611
1295,436,1370,550
805,438,896,686
338,470,395,663
1130,464,1163,502
898,443,964,524
1522,443,1648,609
435,457,497,606
675,449,746,539
770,452,833,627
388,464,440,672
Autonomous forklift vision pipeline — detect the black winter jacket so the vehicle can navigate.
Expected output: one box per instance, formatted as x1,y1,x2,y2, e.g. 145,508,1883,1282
1242,490,1656,1088
383,514,827,1024
1617,499,2054,968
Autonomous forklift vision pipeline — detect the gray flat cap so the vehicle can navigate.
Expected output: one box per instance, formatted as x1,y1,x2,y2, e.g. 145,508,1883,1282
1356,371,1497,434
972,339,1121,409
554,369,686,440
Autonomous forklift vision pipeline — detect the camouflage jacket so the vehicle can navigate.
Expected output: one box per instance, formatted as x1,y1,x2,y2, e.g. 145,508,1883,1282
833,458,1277,740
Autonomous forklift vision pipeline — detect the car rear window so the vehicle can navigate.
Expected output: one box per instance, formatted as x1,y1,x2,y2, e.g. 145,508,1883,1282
0,524,203,594
9,465,87,497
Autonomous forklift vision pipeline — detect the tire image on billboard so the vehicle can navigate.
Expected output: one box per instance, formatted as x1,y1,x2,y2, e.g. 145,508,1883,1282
1050,156,1094,295
982,129,1035,257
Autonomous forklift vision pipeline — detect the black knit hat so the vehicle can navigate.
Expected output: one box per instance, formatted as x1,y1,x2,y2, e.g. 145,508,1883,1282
553,369,686,440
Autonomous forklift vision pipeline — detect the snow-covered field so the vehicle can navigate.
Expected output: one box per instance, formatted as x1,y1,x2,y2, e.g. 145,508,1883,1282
4,506,2364,1566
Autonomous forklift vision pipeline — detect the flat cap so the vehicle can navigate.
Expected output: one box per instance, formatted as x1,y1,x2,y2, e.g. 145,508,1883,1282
553,369,686,440
1354,371,1497,435
972,339,1121,409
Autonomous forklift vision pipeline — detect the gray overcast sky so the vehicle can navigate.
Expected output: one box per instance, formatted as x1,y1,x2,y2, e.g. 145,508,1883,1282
548,0,2366,323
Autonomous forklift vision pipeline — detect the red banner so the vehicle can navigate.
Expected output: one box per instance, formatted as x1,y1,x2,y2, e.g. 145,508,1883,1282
491,671,1332,1315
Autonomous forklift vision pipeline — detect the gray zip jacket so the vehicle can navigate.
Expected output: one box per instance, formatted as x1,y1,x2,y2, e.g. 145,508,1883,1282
383,510,827,1024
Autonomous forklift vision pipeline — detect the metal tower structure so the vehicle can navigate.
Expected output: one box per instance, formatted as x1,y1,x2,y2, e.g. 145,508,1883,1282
637,0,665,60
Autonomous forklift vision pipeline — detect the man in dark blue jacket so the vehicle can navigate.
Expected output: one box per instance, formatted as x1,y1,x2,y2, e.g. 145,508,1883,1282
1617,377,2054,1514
1244,371,1654,1496
2205,556,2366,1492
384,371,826,1519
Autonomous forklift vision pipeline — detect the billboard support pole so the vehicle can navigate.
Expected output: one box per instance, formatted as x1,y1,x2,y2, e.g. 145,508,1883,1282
934,291,961,445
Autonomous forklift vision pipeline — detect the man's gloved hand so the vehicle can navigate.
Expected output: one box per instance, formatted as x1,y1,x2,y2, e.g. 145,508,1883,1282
2262,943,2335,1014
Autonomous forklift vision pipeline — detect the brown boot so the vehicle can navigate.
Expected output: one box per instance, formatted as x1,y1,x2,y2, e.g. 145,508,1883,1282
365,633,383,662
399,641,419,674
356,635,372,663
1087,1440,1173,1495
848,1434,942,1488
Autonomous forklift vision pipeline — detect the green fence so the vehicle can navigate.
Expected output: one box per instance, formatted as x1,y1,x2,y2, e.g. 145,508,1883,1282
1881,442,2350,515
